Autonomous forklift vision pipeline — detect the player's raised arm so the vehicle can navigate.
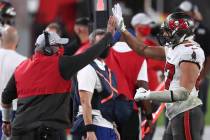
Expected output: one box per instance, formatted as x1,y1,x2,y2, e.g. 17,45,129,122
122,30,165,60
111,4,165,60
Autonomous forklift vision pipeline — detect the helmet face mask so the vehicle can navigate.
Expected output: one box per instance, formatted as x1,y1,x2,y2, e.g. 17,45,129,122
0,1,16,25
157,12,194,47
157,26,172,46
2,16,15,25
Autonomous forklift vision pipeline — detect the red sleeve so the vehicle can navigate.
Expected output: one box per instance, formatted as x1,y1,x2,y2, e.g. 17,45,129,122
147,59,165,71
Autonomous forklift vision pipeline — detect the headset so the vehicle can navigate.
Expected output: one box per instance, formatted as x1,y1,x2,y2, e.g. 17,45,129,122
43,31,53,56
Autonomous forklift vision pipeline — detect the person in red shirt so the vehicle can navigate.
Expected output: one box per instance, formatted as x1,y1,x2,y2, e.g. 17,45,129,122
74,17,90,55
32,0,77,54
130,13,165,140
36,0,77,34
131,13,165,91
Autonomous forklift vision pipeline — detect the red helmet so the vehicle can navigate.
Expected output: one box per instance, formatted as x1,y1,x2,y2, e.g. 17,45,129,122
158,12,194,46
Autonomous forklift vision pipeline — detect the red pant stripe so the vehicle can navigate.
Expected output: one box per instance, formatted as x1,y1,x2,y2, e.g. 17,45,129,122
184,111,192,140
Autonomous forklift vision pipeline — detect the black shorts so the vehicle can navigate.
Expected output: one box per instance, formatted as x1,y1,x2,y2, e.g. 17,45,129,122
163,106,203,140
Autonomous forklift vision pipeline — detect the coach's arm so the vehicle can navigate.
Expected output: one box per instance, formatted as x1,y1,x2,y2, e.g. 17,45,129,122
1,75,17,137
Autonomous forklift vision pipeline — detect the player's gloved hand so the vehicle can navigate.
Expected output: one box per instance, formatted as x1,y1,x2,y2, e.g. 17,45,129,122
112,3,126,32
134,88,150,101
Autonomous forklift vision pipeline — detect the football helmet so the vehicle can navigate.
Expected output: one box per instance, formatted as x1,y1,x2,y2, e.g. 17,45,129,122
0,1,16,25
157,12,194,47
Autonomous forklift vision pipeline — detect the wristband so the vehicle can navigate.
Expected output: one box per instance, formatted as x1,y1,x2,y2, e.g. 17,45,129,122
2,121,10,124
119,20,126,32
170,90,174,102
84,124,96,132
2,107,12,122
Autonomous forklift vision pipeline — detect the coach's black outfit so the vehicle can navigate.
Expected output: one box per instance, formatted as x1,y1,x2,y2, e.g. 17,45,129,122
1,32,112,140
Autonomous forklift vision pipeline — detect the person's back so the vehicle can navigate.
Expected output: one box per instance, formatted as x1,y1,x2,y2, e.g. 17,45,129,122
0,48,26,108
0,25,26,140
0,49,25,85
12,51,72,134
0,25,27,108
11,31,113,135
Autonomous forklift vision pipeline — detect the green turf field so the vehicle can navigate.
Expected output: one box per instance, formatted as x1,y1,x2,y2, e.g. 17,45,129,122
157,85,210,125
205,85,210,125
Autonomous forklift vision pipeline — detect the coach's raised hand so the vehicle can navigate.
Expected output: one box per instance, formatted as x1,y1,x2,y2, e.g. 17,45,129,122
112,3,126,32
107,16,117,36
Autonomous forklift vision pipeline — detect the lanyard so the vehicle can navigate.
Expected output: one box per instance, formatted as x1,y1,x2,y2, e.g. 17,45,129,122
95,68,118,103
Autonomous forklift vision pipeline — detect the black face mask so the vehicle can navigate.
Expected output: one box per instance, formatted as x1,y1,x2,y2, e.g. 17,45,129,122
156,28,172,46
157,33,171,46
99,47,110,59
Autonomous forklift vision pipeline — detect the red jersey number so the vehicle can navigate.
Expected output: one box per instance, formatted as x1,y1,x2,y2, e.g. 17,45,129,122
165,62,175,90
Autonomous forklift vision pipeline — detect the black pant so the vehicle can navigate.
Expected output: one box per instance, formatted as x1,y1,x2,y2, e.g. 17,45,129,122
198,78,209,137
11,128,67,140
198,78,209,114
163,106,203,140
118,110,140,140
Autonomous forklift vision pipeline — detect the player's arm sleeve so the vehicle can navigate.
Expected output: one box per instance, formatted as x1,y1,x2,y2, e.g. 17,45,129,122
147,87,190,102
1,75,17,104
63,35,81,56
122,30,166,60
137,60,148,82
77,65,97,93
59,33,113,80
178,48,205,70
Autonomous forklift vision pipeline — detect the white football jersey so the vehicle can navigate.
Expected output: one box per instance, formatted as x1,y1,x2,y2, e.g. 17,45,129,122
164,40,205,120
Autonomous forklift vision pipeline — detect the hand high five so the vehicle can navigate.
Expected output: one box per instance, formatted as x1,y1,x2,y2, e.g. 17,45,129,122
107,16,117,35
112,3,126,32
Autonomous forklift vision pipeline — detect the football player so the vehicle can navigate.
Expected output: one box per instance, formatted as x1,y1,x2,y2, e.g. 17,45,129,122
0,1,16,47
112,4,205,140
